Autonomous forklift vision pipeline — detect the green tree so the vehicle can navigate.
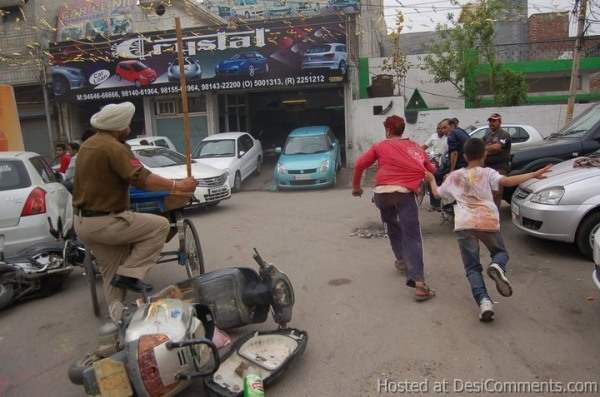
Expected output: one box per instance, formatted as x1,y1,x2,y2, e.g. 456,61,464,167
381,13,409,95
494,68,528,106
423,0,527,106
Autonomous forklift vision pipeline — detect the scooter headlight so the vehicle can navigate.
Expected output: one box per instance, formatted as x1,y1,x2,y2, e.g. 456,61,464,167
273,279,293,306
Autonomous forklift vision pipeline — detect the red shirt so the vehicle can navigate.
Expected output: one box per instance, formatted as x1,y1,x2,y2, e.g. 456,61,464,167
352,138,436,193
59,153,72,174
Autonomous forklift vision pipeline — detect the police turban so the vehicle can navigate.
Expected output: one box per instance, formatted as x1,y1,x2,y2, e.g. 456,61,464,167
90,102,136,132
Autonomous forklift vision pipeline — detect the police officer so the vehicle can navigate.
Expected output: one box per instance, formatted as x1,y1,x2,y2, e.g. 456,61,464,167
483,113,512,208
73,102,197,313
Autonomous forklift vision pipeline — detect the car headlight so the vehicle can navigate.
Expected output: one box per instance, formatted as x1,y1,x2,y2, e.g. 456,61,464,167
277,163,286,174
530,187,564,205
319,160,330,173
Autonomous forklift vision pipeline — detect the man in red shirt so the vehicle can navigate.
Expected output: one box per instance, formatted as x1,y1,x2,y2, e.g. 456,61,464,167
352,115,436,302
55,143,72,174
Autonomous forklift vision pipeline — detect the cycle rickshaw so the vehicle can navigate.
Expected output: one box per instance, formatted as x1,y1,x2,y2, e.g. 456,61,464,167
81,188,205,317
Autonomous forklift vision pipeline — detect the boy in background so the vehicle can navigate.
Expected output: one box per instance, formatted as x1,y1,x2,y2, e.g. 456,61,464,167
425,138,551,322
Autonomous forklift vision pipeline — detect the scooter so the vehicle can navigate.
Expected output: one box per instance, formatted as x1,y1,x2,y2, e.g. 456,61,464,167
69,249,307,397
0,240,74,310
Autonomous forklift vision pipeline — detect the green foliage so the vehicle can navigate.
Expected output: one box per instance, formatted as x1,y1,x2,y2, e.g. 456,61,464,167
423,0,527,106
494,67,528,106
381,13,409,94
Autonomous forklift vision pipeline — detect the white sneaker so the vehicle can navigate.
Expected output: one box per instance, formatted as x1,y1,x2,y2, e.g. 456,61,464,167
487,263,513,297
479,298,494,322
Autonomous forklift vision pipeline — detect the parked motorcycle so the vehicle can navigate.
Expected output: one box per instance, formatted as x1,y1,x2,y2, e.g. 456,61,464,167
0,241,74,310
69,249,306,397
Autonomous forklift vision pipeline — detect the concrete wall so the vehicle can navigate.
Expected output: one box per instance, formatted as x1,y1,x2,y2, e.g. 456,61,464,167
346,96,404,165
404,103,597,144
366,56,465,109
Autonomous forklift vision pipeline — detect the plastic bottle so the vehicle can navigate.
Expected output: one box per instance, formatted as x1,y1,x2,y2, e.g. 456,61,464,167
243,367,265,397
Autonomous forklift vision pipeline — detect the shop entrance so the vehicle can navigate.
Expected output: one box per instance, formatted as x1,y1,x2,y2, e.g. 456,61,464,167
248,87,346,165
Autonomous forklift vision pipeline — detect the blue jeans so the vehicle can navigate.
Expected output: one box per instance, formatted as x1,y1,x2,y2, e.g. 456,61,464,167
455,230,509,304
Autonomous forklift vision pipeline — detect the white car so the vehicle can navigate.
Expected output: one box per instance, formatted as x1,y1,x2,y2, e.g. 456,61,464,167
469,124,544,149
0,152,72,257
127,136,177,151
301,43,347,75
193,132,263,192
131,146,231,207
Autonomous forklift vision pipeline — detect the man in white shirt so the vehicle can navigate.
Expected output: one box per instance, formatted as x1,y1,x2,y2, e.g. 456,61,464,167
422,123,448,163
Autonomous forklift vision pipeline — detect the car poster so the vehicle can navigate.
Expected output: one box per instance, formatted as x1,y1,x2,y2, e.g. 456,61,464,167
49,16,348,102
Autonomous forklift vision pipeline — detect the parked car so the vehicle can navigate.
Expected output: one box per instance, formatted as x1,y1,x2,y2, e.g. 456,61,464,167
130,146,231,207
505,103,600,202
511,151,600,259
0,152,72,257
267,3,293,17
215,52,269,77
51,66,86,96
301,43,347,75
115,60,157,87
469,124,544,150
231,0,265,19
127,136,177,151
593,228,600,290
273,126,341,190
167,57,202,82
193,132,263,193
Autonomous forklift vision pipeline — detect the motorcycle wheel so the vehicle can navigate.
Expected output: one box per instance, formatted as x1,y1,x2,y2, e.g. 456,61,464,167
84,253,101,317
0,283,14,310
183,219,205,278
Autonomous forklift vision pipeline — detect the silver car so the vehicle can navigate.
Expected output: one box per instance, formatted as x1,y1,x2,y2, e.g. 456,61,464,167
511,152,600,259
469,124,544,150
0,152,71,257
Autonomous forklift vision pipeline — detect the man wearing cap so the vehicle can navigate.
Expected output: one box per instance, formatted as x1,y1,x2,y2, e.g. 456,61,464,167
73,102,198,312
483,113,512,208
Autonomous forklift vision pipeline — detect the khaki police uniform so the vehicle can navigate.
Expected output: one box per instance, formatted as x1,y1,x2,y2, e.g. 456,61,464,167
73,132,170,305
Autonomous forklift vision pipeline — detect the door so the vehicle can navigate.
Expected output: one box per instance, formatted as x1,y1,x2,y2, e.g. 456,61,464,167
240,134,257,178
0,159,32,228
29,157,71,236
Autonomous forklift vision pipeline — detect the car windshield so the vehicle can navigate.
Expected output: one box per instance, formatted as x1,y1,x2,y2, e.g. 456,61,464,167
194,140,236,158
306,45,331,54
284,135,331,155
553,104,600,137
0,160,31,191
134,148,186,168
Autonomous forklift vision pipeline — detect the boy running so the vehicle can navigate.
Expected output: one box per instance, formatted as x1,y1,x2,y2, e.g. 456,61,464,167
425,138,551,322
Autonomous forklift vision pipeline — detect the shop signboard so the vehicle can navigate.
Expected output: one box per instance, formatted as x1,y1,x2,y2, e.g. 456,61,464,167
203,0,359,21
49,16,348,102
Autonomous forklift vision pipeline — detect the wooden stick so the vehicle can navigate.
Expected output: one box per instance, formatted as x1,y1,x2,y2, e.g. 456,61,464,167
175,17,192,178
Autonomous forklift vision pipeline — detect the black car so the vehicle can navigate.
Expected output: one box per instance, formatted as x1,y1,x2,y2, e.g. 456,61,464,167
504,103,600,202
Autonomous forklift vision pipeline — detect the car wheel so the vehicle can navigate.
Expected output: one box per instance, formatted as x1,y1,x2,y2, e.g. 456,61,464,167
576,212,600,259
0,283,14,310
233,171,242,193
53,75,70,96
330,172,337,188
339,60,347,75
255,156,263,175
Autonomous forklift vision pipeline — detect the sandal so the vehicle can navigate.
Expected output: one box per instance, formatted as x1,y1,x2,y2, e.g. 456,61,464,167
415,284,436,302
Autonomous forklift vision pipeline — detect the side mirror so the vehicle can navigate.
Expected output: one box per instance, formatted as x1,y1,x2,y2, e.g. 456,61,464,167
275,147,282,154
238,150,246,158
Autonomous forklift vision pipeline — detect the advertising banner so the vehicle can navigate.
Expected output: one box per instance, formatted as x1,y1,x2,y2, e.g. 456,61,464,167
49,16,348,102
0,85,24,152
203,0,359,21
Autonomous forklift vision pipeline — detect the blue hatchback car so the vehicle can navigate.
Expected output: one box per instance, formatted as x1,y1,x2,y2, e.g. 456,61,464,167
274,126,342,189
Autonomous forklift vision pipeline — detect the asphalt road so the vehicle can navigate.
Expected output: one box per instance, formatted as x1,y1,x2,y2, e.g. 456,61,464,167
1,188,599,397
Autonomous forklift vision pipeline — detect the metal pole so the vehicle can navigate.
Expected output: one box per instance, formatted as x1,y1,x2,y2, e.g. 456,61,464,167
566,0,587,125
39,55,55,145
175,17,192,178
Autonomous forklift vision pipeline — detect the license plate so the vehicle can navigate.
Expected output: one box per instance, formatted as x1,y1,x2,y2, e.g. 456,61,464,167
209,187,227,195
94,357,133,396
511,202,520,216
294,174,312,180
